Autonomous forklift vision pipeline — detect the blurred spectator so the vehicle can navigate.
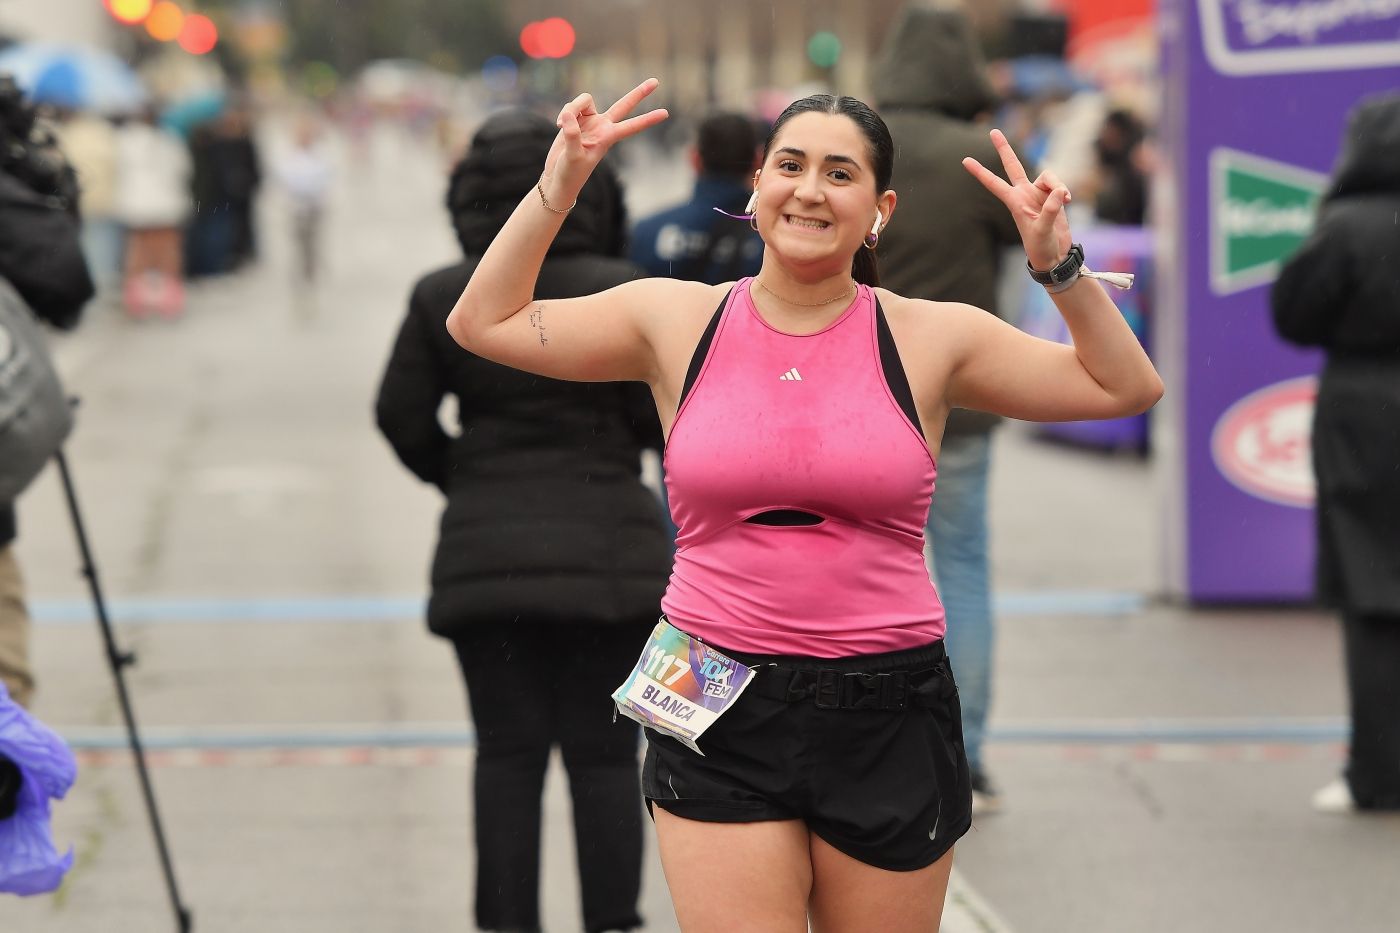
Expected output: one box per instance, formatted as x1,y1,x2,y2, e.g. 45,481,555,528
1035,91,1110,205
52,109,122,297
114,109,191,318
987,53,1091,170
871,4,1030,815
186,121,233,277
219,104,262,269
1088,109,1149,226
0,75,94,709
273,114,333,286
374,110,670,933
1271,92,1400,814
185,104,261,278
629,111,763,284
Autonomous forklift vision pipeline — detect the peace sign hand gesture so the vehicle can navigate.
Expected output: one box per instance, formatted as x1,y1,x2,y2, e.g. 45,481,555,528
541,78,669,205
962,129,1073,273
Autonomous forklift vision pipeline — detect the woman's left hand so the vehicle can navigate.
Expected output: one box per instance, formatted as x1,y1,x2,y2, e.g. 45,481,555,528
963,129,1072,272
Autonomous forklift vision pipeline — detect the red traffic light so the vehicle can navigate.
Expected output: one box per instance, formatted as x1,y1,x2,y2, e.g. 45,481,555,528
178,13,218,55
520,17,575,59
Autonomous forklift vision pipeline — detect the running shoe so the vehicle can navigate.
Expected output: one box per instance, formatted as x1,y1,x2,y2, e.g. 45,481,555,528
970,766,1002,815
1312,777,1357,814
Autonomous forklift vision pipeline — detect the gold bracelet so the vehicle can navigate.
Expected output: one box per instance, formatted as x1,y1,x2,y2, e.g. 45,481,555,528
536,179,576,214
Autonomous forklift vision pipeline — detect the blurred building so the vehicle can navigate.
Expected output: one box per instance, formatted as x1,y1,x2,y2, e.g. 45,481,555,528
506,0,984,115
0,0,113,47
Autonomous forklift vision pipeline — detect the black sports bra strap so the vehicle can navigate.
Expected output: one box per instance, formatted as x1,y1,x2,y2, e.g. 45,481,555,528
874,298,926,442
677,289,731,411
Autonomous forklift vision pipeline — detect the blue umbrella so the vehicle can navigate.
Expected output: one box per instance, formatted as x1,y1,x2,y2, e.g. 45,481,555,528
0,681,76,896
159,88,227,138
0,43,147,115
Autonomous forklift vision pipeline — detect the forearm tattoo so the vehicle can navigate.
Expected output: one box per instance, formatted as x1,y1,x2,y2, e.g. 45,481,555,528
529,304,549,347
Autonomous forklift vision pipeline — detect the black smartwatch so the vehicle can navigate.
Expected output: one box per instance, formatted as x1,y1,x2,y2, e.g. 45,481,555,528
1027,243,1085,293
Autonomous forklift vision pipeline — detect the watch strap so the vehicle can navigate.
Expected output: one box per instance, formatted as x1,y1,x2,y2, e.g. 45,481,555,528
1027,243,1085,287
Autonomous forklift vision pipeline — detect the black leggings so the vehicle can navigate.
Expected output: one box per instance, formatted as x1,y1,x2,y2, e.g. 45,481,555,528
452,620,652,932
1342,612,1400,809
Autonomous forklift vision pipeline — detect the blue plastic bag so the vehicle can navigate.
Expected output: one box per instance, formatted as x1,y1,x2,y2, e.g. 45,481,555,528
0,682,77,895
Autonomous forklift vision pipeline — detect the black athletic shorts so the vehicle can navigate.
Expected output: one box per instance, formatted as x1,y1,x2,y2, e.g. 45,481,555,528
641,637,972,872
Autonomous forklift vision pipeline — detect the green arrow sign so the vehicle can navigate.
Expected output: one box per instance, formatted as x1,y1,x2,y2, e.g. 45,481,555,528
1209,148,1328,295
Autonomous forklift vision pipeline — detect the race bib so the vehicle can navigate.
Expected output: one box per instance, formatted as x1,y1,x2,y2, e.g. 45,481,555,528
612,619,757,754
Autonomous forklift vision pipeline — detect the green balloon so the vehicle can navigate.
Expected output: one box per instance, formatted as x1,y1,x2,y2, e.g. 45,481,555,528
808,32,842,69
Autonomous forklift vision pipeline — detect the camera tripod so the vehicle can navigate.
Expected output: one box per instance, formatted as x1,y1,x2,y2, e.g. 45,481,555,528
54,449,192,932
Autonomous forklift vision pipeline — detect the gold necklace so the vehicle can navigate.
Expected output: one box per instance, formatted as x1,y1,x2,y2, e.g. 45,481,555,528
755,278,856,308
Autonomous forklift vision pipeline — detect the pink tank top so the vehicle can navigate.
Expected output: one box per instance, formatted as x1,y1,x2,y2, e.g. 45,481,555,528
661,278,944,657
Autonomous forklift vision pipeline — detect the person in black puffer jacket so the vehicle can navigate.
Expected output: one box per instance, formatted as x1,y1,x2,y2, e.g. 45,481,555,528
375,110,670,933
1272,91,1400,814
0,75,94,713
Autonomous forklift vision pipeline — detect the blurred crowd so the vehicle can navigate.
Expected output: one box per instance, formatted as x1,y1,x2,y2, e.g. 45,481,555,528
2,5,1156,330
1,41,339,321
47,100,266,318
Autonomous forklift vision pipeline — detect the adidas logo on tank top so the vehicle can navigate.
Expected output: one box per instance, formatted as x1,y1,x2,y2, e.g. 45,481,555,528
778,368,803,381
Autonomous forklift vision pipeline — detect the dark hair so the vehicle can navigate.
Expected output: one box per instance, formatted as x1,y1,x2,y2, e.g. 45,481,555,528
1097,109,1146,163
446,109,627,259
697,112,758,178
763,94,894,287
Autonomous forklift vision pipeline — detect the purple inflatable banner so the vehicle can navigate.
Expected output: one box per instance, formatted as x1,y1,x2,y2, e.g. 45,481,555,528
1201,0,1400,74
1157,0,1400,602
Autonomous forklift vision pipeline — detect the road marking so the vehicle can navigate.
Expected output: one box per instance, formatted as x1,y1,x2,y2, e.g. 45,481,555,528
55,719,1347,753
67,741,1346,774
990,717,1346,744
994,590,1147,615
31,590,1147,624
946,869,1016,933
32,596,426,623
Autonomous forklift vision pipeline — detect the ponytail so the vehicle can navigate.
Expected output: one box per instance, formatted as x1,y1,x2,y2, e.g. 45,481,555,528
852,246,881,288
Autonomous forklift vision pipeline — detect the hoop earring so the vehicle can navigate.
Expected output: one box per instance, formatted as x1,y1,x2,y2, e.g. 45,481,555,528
865,211,882,249
750,212,760,233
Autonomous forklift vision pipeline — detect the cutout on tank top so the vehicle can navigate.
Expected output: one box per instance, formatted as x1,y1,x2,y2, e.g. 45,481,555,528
744,509,826,527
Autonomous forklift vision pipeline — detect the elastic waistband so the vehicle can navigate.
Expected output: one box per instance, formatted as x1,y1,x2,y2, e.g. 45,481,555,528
663,618,946,674
739,641,950,711
732,640,946,675
662,620,950,712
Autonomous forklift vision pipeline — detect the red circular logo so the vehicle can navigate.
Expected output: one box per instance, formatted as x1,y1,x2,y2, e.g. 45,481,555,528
1210,376,1316,508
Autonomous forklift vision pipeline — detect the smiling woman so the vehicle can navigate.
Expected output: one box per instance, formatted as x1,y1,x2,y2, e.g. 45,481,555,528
750,94,896,294
443,77,1163,933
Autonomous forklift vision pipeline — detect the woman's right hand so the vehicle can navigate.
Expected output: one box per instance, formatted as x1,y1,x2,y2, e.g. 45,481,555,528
542,78,669,203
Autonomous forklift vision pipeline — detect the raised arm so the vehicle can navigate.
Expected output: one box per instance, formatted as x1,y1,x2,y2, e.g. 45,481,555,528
948,130,1163,422
445,80,671,383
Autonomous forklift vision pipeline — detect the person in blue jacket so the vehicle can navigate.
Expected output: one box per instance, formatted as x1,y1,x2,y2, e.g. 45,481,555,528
630,111,763,285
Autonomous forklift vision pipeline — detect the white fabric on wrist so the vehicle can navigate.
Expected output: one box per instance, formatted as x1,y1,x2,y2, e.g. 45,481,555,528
1044,267,1136,294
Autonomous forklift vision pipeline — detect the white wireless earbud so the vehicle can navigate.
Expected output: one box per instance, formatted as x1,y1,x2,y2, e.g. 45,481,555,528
744,189,759,215
870,211,884,237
